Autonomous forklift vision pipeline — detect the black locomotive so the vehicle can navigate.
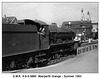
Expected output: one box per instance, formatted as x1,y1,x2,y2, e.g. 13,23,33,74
2,17,79,71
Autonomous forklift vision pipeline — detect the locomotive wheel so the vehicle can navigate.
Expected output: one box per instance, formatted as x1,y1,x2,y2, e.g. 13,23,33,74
53,54,60,59
27,57,33,68
35,57,39,63
9,61,16,70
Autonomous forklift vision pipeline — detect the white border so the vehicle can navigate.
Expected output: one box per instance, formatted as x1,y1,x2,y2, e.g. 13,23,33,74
0,0,99,79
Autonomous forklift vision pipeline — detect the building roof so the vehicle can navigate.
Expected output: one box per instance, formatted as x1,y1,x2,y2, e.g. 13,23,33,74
2,16,17,24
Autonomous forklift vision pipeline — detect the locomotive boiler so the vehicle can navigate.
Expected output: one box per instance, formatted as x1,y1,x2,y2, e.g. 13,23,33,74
2,17,79,71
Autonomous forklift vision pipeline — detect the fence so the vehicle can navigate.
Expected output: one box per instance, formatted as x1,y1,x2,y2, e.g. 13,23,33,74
77,43,98,54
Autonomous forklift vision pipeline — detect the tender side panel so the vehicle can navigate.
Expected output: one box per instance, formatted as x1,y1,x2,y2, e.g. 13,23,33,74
2,24,39,57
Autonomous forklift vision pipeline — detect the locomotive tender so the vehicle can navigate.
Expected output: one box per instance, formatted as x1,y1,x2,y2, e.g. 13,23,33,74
2,17,79,71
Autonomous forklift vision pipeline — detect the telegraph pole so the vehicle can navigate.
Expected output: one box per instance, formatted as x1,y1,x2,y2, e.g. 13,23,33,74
81,9,85,22
87,11,91,22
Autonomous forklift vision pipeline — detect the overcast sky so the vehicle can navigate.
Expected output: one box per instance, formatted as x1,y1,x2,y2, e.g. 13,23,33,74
2,2,98,26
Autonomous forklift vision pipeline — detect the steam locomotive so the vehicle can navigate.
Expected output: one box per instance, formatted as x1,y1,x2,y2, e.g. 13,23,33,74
2,17,80,71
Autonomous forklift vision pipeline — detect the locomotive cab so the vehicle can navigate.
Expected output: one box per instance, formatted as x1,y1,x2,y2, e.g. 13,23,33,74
16,19,50,49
